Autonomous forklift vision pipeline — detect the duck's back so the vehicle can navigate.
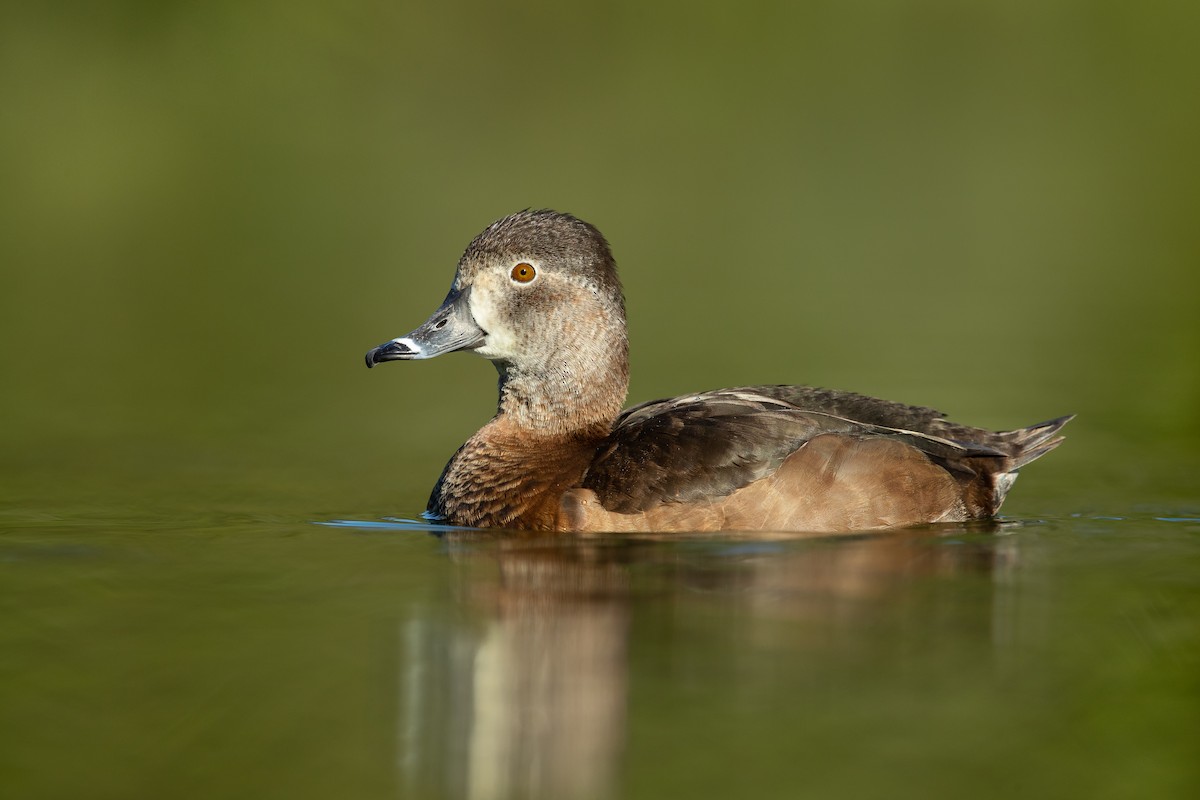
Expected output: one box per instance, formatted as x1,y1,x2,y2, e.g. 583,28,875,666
558,386,1071,533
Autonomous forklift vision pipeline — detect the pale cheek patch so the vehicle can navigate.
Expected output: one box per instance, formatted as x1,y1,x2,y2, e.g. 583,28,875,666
468,284,519,360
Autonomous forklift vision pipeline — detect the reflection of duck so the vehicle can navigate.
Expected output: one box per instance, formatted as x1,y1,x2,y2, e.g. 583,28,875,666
366,210,1071,532
400,528,1012,800
402,534,631,800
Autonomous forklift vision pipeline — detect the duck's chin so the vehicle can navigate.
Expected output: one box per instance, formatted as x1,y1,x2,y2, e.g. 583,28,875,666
473,337,518,363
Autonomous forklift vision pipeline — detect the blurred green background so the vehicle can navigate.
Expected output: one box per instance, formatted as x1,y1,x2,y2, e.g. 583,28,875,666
2,0,1198,517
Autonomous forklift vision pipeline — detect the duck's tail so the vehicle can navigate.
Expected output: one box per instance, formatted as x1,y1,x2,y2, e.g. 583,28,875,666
989,414,1074,512
1002,414,1075,470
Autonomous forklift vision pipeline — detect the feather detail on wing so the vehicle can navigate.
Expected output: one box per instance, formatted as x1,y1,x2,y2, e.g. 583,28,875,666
580,387,1010,514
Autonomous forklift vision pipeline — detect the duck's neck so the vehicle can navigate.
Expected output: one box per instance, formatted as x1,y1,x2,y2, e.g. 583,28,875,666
493,329,629,436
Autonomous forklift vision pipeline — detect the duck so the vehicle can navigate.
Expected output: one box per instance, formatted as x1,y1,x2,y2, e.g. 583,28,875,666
365,209,1071,533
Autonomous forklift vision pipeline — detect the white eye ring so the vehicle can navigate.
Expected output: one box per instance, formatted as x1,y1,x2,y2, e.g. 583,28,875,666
510,262,537,283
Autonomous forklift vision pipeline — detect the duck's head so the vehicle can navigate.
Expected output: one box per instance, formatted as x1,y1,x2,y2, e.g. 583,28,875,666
366,210,630,430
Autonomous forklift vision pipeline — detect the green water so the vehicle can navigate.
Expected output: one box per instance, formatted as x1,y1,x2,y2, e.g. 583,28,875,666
3,482,1199,800
4,429,1200,799
3,1,1200,798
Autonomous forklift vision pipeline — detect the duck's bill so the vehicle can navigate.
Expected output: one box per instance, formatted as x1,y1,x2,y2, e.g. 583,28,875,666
365,286,485,368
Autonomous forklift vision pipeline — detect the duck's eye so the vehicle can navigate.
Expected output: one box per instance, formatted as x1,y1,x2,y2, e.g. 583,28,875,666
510,262,536,283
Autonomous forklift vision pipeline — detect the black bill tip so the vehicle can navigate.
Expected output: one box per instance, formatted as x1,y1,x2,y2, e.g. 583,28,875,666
364,340,418,368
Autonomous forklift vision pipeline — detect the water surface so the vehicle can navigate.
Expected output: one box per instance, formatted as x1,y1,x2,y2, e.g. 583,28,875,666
3,483,1197,800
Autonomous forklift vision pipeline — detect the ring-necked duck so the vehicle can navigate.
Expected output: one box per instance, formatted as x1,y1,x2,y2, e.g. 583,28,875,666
366,210,1071,532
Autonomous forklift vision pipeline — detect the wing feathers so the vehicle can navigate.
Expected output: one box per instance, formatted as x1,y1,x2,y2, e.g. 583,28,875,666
584,386,1069,514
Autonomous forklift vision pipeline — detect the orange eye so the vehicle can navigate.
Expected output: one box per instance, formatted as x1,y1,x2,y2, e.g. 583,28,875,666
510,262,536,283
